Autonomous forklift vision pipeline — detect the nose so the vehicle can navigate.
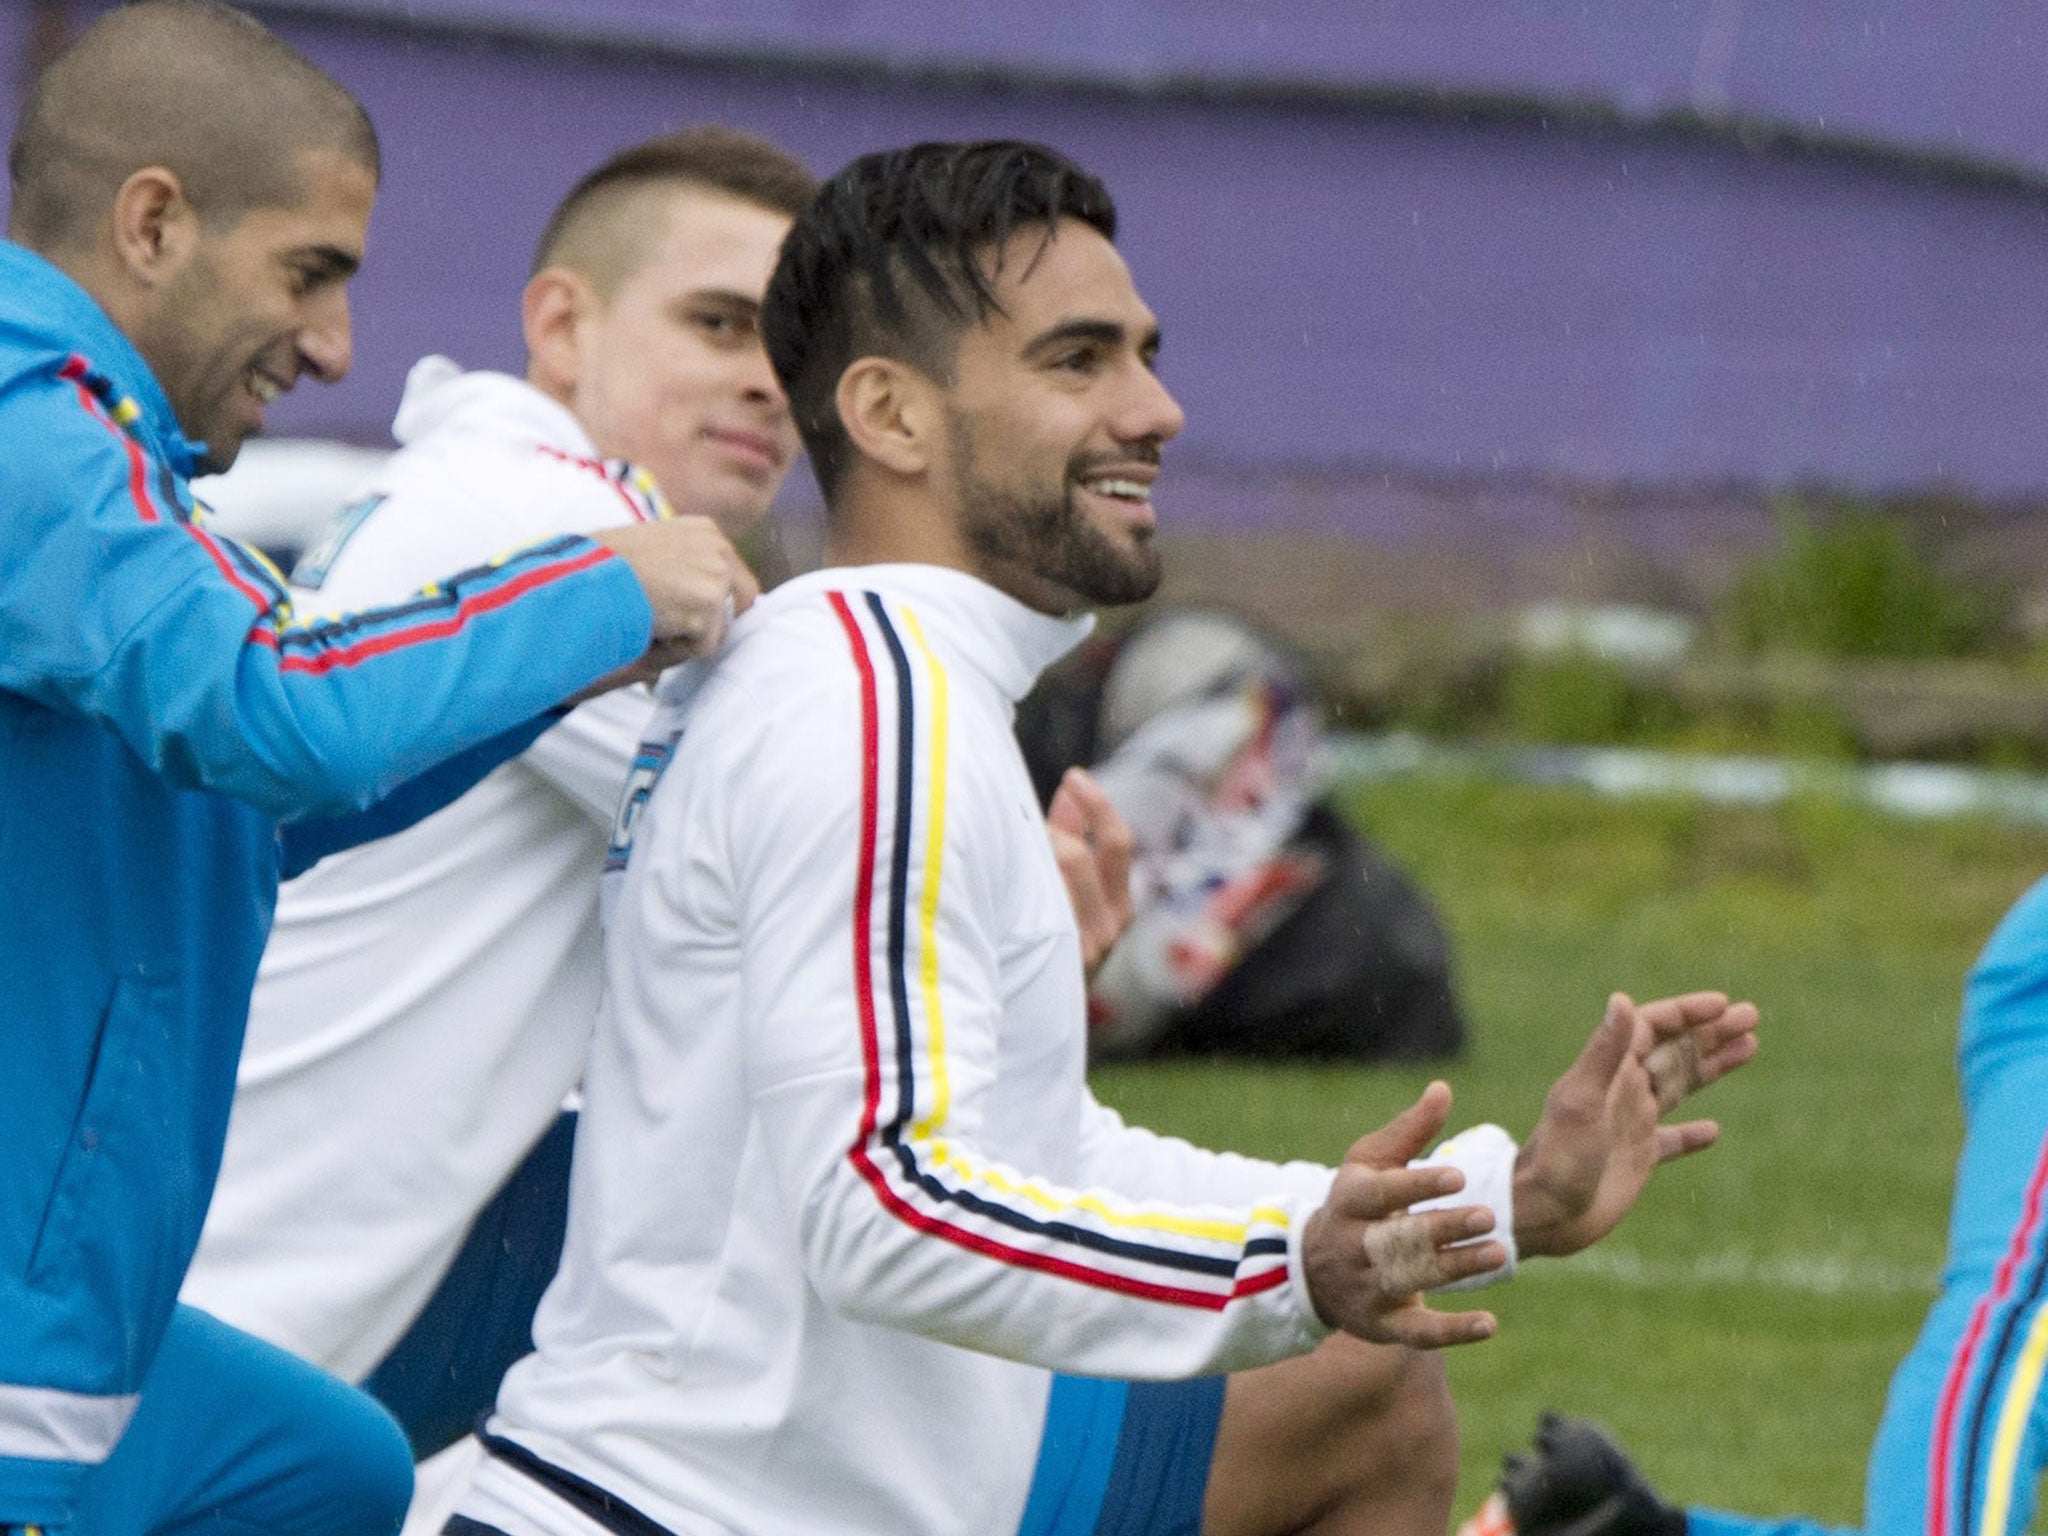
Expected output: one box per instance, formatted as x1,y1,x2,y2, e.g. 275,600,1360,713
1116,361,1185,446
298,285,354,384
738,341,787,410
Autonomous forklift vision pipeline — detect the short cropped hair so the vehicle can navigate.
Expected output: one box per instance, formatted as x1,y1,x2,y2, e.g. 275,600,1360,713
531,126,817,296
8,0,378,251
762,140,1117,500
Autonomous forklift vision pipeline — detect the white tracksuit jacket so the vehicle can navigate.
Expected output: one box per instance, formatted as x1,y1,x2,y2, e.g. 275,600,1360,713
463,563,1514,1536
182,358,667,1381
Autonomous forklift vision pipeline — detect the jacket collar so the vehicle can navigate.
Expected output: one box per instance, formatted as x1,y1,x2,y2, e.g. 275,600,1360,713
389,355,597,456
0,241,203,478
770,563,1096,704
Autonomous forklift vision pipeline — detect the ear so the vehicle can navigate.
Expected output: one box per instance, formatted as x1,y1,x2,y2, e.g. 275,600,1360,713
836,356,940,479
109,166,198,286
522,266,597,400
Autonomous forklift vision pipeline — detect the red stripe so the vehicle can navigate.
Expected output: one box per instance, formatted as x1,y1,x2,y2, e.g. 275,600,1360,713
61,355,282,611
536,444,651,522
276,545,615,674
826,590,1275,1308
827,592,889,1169
1927,1131,2048,1536
63,356,163,527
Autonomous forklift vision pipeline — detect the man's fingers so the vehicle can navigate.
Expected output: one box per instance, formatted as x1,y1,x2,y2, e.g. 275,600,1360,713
1701,1029,1761,1085
1373,1299,1498,1351
1643,1002,1759,1110
1062,769,1135,896
1342,1081,1453,1171
1652,1119,1720,1164
1329,1164,1470,1222
1047,780,1086,838
1046,783,1135,974
1562,993,1636,1093
1052,766,1114,827
1359,1210,1504,1298
727,550,762,612
1050,772,1136,887
1635,991,1731,1039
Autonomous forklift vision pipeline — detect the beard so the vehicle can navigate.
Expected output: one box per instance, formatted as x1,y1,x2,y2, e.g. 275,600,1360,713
951,416,1163,610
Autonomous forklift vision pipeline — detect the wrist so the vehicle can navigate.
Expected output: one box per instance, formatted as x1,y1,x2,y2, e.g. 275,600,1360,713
1413,1123,1519,1289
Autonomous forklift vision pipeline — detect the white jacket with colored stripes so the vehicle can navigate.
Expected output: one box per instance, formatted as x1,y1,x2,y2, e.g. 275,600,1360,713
468,563,1510,1536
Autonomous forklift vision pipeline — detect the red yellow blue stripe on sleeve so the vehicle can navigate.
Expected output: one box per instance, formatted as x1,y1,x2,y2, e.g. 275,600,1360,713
259,535,618,674
825,587,1294,1311
1929,1127,2048,1536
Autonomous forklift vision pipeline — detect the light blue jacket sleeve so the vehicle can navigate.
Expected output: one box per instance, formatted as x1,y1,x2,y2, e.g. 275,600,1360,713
0,370,654,822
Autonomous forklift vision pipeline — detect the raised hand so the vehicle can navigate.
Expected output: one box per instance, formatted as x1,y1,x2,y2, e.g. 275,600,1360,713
1301,1082,1506,1349
1046,767,1136,978
1511,989,1755,1259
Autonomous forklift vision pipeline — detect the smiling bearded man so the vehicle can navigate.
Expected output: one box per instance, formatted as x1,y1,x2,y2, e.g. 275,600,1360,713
443,140,1759,1536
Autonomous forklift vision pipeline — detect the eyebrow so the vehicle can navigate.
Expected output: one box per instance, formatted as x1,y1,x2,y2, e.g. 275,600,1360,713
678,288,763,314
1022,317,1162,360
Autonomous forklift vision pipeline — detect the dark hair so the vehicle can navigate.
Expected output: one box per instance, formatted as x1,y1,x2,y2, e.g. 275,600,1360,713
763,140,1117,500
9,0,378,251
531,126,817,285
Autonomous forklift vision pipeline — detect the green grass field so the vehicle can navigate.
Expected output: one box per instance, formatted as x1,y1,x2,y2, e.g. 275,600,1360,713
1090,773,2048,1521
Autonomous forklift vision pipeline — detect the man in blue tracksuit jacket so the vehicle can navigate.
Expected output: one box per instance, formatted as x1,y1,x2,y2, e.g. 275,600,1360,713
0,4,754,1532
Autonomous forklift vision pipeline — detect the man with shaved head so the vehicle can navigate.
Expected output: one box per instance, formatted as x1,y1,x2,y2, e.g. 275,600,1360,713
7,0,381,472
0,4,757,1532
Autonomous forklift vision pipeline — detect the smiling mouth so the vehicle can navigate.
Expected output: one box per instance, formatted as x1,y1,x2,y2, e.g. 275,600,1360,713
248,371,287,405
1079,475,1154,506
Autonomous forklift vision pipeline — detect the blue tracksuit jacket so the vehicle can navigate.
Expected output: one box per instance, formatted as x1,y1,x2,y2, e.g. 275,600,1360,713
0,242,653,1516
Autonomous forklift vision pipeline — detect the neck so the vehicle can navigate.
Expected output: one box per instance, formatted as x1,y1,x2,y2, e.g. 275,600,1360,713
824,481,1082,616
823,473,971,573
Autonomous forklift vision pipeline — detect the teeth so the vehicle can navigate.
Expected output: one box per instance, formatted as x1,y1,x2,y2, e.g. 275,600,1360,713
1084,477,1152,503
250,375,281,404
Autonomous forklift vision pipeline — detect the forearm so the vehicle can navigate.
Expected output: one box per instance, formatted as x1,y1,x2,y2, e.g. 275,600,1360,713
778,1084,1330,1380
6,411,653,820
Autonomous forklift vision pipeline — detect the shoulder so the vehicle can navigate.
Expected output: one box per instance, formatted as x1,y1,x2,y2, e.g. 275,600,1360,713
297,442,647,609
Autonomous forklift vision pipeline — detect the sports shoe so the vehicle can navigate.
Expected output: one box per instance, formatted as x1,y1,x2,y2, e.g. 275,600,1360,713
1456,1413,1687,1536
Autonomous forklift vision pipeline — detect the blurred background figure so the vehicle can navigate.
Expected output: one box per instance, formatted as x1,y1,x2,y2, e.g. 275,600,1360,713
1020,610,1468,1062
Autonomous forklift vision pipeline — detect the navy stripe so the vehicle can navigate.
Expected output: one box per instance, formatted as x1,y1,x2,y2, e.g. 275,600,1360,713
152,455,186,524
217,532,288,605
1957,1136,2048,1536
853,592,1283,1287
443,1519,515,1536
273,535,591,651
480,1431,680,1536
864,591,923,1155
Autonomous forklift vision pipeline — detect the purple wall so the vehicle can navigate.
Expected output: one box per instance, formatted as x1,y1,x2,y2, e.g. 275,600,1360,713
175,13,2048,513
244,0,2048,180
0,6,37,189
12,3,2048,530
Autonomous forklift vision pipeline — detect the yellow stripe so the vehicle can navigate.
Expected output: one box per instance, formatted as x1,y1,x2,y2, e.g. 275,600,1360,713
927,1142,1284,1240
901,608,954,1141
1978,1303,2048,1536
894,606,1287,1246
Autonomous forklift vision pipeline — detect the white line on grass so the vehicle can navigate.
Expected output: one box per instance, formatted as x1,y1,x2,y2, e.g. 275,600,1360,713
1530,1247,1940,1299
1323,731,2048,829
